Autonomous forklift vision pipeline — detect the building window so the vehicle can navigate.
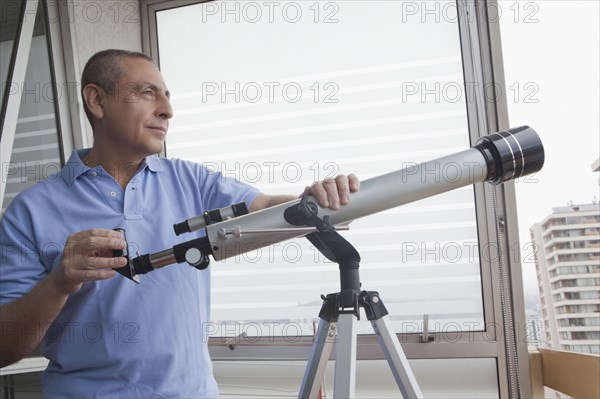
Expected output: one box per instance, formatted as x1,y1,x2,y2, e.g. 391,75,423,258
1,0,65,213
571,331,600,340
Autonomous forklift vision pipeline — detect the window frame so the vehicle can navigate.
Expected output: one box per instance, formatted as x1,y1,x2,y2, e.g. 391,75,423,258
0,0,75,374
0,0,40,209
0,0,534,395
0,0,77,210
140,0,530,396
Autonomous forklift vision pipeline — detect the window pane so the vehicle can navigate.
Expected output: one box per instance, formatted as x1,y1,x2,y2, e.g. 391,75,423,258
1,2,62,213
213,358,499,398
157,0,483,335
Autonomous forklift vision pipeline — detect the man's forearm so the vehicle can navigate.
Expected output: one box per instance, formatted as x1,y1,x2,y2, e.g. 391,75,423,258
249,194,297,212
250,174,359,213
0,275,69,367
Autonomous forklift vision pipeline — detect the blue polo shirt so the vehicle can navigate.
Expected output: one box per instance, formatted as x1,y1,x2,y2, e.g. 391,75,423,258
0,150,259,398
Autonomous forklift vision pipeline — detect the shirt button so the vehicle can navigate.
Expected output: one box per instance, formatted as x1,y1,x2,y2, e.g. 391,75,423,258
110,191,117,197
91,171,97,177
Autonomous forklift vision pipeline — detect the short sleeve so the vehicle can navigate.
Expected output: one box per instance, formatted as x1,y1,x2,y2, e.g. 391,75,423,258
196,164,261,211
0,197,48,306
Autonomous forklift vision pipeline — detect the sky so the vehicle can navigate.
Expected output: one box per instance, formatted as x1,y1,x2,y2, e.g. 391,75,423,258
498,1,600,302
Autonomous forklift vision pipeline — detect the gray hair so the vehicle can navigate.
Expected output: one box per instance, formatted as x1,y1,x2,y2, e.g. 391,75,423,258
80,49,155,128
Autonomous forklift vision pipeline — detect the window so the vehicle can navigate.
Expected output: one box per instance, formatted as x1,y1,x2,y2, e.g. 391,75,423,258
0,0,76,379
144,0,530,396
556,304,600,314
0,0,23,112
0,0,65,213
156,0,486,337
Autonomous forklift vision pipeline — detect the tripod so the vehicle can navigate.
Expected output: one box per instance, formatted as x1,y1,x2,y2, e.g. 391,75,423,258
298,291,423,398
284,200,423,398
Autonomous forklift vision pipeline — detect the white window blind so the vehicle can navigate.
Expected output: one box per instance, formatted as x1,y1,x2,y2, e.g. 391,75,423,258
156,0,484,336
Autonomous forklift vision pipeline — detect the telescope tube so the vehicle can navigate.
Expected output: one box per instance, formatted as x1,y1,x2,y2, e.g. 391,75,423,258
125,126,544,277
205,126,544,261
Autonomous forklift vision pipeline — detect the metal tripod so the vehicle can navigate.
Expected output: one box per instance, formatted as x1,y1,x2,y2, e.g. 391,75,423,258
283,197,424,398
298,290,423,398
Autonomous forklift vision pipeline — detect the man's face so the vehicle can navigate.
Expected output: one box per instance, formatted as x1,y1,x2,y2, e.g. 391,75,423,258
99,57,173,157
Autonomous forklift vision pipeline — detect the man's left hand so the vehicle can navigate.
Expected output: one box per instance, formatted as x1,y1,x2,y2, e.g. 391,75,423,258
303,174,360,210
249,174,360,212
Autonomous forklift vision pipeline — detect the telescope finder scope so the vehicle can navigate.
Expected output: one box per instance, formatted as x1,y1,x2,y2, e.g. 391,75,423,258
173,202,249,235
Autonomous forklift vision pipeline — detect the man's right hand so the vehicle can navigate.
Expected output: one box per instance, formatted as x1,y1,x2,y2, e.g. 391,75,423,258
0,228,127,366
49,229,127,295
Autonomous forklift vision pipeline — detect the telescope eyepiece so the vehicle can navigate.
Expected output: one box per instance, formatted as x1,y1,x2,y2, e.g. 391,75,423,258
475,126,545,185
173,220,191,236
132,254,155,275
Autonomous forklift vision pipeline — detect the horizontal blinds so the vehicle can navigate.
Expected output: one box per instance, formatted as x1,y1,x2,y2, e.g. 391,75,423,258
157,0,483,335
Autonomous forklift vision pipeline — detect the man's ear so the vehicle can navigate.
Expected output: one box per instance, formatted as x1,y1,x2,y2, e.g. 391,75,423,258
82,84,105,119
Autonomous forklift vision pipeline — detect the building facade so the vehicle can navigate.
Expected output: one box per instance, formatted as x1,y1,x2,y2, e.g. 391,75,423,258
531,203,600,354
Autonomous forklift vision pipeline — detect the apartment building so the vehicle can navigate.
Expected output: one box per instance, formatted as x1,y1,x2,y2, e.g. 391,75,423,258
531,203,600,354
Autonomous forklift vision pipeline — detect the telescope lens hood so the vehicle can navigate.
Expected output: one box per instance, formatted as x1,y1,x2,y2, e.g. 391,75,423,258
475,126,545,185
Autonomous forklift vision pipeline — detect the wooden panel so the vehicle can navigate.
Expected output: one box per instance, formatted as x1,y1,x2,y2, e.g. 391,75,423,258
539,348,600,399
529,351,544,399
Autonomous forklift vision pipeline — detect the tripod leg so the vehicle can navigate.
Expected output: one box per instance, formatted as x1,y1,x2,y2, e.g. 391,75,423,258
371,316,424,398
333,313,357,398
298,319,337,399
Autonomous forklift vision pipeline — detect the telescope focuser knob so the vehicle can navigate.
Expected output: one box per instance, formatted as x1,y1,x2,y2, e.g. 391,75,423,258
184,248,210,270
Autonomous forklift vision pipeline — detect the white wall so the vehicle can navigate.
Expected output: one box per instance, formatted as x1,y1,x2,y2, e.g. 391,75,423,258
65,0,142,143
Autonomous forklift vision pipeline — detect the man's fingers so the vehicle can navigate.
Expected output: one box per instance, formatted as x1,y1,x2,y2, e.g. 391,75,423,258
307,173,360,210
85,255,127,270
53,229,127,293
64,229,126,259
80,237,126,256
68,228,125,242
348,173,360,192
82,269,117,282
310,181,330,208
334,175,350,205
323,180,341,210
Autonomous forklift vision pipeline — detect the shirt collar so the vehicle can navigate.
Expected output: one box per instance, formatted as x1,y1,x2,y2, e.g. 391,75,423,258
60,149,89,186
60,150,163,186
144,154,163,173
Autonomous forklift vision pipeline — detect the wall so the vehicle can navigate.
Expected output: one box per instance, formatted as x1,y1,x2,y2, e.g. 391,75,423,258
63,0,142,144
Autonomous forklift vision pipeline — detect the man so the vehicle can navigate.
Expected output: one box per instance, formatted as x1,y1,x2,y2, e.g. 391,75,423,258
0,49,359,397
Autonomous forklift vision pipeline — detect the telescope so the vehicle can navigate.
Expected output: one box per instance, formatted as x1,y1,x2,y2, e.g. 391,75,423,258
114,125,545,283
114,125,544,398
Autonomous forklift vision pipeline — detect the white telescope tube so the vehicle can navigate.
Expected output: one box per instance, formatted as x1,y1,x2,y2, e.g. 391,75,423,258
204,125,544,261
207,147,487,261
125,126,544,280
